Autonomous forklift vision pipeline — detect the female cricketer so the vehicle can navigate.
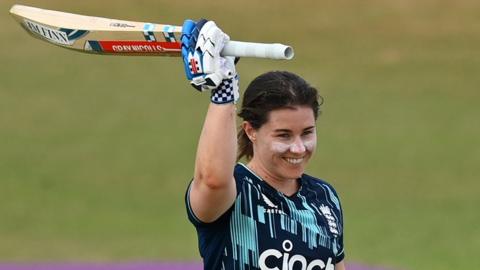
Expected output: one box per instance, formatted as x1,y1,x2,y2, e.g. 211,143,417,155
181,19,346,270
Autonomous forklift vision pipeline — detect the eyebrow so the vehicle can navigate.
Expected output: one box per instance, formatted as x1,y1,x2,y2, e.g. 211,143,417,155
273,129,291,133
273,126,315,133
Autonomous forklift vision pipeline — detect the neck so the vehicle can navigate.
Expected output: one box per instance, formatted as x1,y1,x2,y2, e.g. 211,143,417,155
246,160,299,196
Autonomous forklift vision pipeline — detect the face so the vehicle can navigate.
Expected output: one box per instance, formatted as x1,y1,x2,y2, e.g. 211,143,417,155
245,106,317,182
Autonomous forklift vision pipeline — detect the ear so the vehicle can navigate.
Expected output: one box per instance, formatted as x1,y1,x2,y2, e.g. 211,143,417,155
242,121,257,142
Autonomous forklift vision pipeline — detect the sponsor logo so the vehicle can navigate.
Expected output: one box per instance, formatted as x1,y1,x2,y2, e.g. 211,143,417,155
110,22,135,28
24,20,69,45
89,41,181,53
190,58,200,74
261,193,285,215
259,240,334,270
319,205,338,235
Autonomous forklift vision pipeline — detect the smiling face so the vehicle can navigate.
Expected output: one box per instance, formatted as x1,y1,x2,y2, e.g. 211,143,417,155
244,106,317,186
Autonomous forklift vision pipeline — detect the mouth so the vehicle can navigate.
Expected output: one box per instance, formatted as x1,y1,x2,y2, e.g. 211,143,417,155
284,157,304,165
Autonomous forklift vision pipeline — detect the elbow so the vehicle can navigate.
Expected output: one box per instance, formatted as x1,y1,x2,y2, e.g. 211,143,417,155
194,167,231,190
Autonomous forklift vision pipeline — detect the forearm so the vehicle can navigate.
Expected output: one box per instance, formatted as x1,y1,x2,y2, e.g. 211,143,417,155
194,103,237,188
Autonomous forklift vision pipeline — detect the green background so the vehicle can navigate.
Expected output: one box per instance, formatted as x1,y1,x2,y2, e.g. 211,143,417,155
1,0,479,269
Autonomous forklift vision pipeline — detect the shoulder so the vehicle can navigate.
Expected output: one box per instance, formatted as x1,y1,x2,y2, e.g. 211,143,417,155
301,173,343,211
232,163,263,194
302,173,338,193
233,163,260,184
233,163,248,178
302,173,331,186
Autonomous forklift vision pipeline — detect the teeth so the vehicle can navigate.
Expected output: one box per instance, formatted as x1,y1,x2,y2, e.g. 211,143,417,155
285,158,303,164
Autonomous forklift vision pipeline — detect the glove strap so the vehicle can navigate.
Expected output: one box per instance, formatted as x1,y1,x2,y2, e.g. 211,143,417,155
210,75,239,104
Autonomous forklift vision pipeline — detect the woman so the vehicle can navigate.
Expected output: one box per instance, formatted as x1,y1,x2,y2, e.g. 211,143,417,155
182,20,345,270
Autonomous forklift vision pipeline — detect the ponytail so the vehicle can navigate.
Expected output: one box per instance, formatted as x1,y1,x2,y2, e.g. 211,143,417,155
237,128,253,161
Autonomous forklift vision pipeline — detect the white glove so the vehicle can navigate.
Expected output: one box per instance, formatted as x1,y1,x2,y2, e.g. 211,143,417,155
181,19,239,104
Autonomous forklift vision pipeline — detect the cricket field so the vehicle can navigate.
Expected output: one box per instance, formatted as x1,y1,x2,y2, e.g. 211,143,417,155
0,0,479,269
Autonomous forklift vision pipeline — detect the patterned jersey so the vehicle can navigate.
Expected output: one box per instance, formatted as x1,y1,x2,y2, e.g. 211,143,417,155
185,163,344,270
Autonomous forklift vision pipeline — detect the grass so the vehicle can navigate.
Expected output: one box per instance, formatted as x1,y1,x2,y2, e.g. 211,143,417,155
1,0,479,269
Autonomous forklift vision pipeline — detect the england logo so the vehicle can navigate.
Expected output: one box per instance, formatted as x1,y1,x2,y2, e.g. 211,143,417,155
319,204,339,235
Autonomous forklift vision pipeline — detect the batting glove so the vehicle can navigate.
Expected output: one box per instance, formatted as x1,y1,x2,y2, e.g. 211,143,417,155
181,19,239,104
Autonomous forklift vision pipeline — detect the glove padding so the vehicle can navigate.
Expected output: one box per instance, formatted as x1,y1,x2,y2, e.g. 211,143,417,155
181,19,239,104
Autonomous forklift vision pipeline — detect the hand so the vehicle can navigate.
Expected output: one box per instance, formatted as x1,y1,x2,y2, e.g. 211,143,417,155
181,19,239,104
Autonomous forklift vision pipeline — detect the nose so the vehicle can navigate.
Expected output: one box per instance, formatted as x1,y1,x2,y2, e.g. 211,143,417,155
289,137,306,153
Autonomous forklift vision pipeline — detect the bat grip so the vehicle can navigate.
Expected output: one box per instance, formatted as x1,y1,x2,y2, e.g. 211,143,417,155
221,41,294,60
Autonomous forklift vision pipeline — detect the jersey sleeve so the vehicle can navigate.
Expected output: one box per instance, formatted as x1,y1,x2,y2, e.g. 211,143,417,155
335,232,345,263
184,180,234,264
185,179,234,227
324,182,345,263
185,180,203,226
337,193,345,263
185,165,245,226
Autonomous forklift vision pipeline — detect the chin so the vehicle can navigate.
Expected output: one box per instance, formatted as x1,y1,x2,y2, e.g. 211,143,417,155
281,166,305,180
274,158,309,180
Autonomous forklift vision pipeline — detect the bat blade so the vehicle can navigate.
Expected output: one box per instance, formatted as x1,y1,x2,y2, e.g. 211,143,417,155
10,5,294,60
9,4,183,56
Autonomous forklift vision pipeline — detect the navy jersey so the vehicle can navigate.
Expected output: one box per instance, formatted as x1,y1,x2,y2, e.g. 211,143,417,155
186,163,344,270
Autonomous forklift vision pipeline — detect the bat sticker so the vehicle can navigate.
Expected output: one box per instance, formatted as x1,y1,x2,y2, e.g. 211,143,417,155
109,22,135,28
23,19,67,45
86,40,181,54
162,25,177,42
143,23,155,32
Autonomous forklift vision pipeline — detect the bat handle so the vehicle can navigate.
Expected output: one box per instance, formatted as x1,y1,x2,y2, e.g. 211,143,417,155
221,41,294,60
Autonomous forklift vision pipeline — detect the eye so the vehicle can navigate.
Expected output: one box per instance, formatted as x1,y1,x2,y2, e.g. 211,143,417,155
277,133,291,139
302,130,314,136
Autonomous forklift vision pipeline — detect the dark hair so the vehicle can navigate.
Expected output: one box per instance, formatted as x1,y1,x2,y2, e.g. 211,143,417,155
237,71,323,161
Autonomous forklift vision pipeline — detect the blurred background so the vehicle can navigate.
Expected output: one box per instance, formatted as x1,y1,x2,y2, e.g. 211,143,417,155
1,0,479,269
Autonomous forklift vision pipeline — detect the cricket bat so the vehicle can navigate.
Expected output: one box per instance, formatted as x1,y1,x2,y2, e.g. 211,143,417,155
9,5,294,60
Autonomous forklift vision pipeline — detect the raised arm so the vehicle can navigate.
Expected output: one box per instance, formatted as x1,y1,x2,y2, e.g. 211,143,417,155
182,20,239,223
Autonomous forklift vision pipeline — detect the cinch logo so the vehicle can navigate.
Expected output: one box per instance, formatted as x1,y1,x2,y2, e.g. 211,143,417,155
259,240,334,270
